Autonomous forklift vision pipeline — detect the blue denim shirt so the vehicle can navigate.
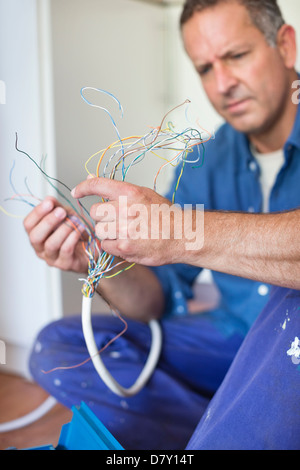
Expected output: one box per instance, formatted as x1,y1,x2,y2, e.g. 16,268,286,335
151,103,300,336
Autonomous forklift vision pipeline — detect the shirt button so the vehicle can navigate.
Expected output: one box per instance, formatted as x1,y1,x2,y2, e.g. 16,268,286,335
249,161,257,172
258,284,269,296
176,305,185,314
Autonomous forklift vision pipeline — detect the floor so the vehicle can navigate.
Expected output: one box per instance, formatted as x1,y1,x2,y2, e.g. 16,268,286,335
0,372,72,450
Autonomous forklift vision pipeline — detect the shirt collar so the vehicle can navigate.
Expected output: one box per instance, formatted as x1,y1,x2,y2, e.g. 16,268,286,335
234,96,300,171
235,131,256,171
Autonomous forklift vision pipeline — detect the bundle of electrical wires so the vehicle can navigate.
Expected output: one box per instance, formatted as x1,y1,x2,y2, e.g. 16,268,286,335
3,87,210,398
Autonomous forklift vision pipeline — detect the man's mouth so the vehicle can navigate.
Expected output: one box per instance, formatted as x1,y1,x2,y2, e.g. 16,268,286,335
225,98,252,114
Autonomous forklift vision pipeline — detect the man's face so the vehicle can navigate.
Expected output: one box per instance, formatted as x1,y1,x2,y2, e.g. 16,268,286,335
182,2,291,135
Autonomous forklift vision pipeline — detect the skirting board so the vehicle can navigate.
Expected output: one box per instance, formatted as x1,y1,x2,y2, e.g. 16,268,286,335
0,342,32,379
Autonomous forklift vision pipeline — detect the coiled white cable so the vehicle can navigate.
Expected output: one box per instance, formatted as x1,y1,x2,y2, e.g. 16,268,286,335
81,295,162,397
0,396,57,433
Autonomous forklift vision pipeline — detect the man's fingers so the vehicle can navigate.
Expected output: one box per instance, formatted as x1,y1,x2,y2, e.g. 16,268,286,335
27,206,68,254
90,200,117,222
100,239,123,258
71,176,135,201
43,218,83,260
23,196,57,234
95,221,118,240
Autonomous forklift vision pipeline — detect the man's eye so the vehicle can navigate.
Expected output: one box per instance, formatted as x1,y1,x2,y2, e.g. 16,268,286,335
198,66,211,76
232,52,247,60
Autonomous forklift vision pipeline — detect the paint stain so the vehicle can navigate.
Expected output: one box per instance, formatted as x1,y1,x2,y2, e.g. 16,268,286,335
287,337,300,365
281,310,290,330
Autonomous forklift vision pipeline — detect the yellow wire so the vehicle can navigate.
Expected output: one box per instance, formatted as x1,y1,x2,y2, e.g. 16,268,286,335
0,205,23,218
103,263,136,279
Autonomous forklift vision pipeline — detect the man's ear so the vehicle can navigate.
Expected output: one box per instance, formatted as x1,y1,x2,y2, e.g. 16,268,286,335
276,24,297,69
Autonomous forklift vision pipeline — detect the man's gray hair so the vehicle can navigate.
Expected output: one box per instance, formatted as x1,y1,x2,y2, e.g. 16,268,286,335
180,0,285,47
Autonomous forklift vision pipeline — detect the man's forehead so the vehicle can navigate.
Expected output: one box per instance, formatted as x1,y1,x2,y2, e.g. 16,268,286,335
182,5,261,63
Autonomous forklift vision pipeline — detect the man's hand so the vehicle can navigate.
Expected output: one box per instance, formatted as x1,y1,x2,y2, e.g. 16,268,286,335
23,196,90,273
71,176,186,266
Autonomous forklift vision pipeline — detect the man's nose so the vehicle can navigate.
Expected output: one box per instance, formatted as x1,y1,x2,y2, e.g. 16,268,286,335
214,62,238,95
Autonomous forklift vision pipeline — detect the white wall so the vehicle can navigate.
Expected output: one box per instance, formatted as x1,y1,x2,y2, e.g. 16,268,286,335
278,0,300,71
0,0,62,376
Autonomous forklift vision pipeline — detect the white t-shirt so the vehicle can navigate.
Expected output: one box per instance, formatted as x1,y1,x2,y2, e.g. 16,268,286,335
251,146,285,213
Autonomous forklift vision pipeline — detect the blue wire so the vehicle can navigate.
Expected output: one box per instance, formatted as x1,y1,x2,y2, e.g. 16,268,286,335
80,87,126,179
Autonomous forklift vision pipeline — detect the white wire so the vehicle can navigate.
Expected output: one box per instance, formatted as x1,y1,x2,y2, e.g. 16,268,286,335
0,396,57,433
81,295,162,397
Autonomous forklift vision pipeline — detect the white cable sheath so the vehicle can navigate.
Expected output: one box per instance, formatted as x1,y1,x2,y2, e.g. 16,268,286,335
81,295,162,397
0,396,57,433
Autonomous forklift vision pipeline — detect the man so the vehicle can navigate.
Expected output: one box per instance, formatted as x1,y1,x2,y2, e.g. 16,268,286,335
27,0,300,449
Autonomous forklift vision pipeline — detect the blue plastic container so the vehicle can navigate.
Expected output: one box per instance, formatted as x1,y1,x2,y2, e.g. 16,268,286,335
22,402,124,450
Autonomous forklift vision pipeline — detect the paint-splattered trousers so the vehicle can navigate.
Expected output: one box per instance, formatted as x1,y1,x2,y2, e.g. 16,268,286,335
187,287,300,450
